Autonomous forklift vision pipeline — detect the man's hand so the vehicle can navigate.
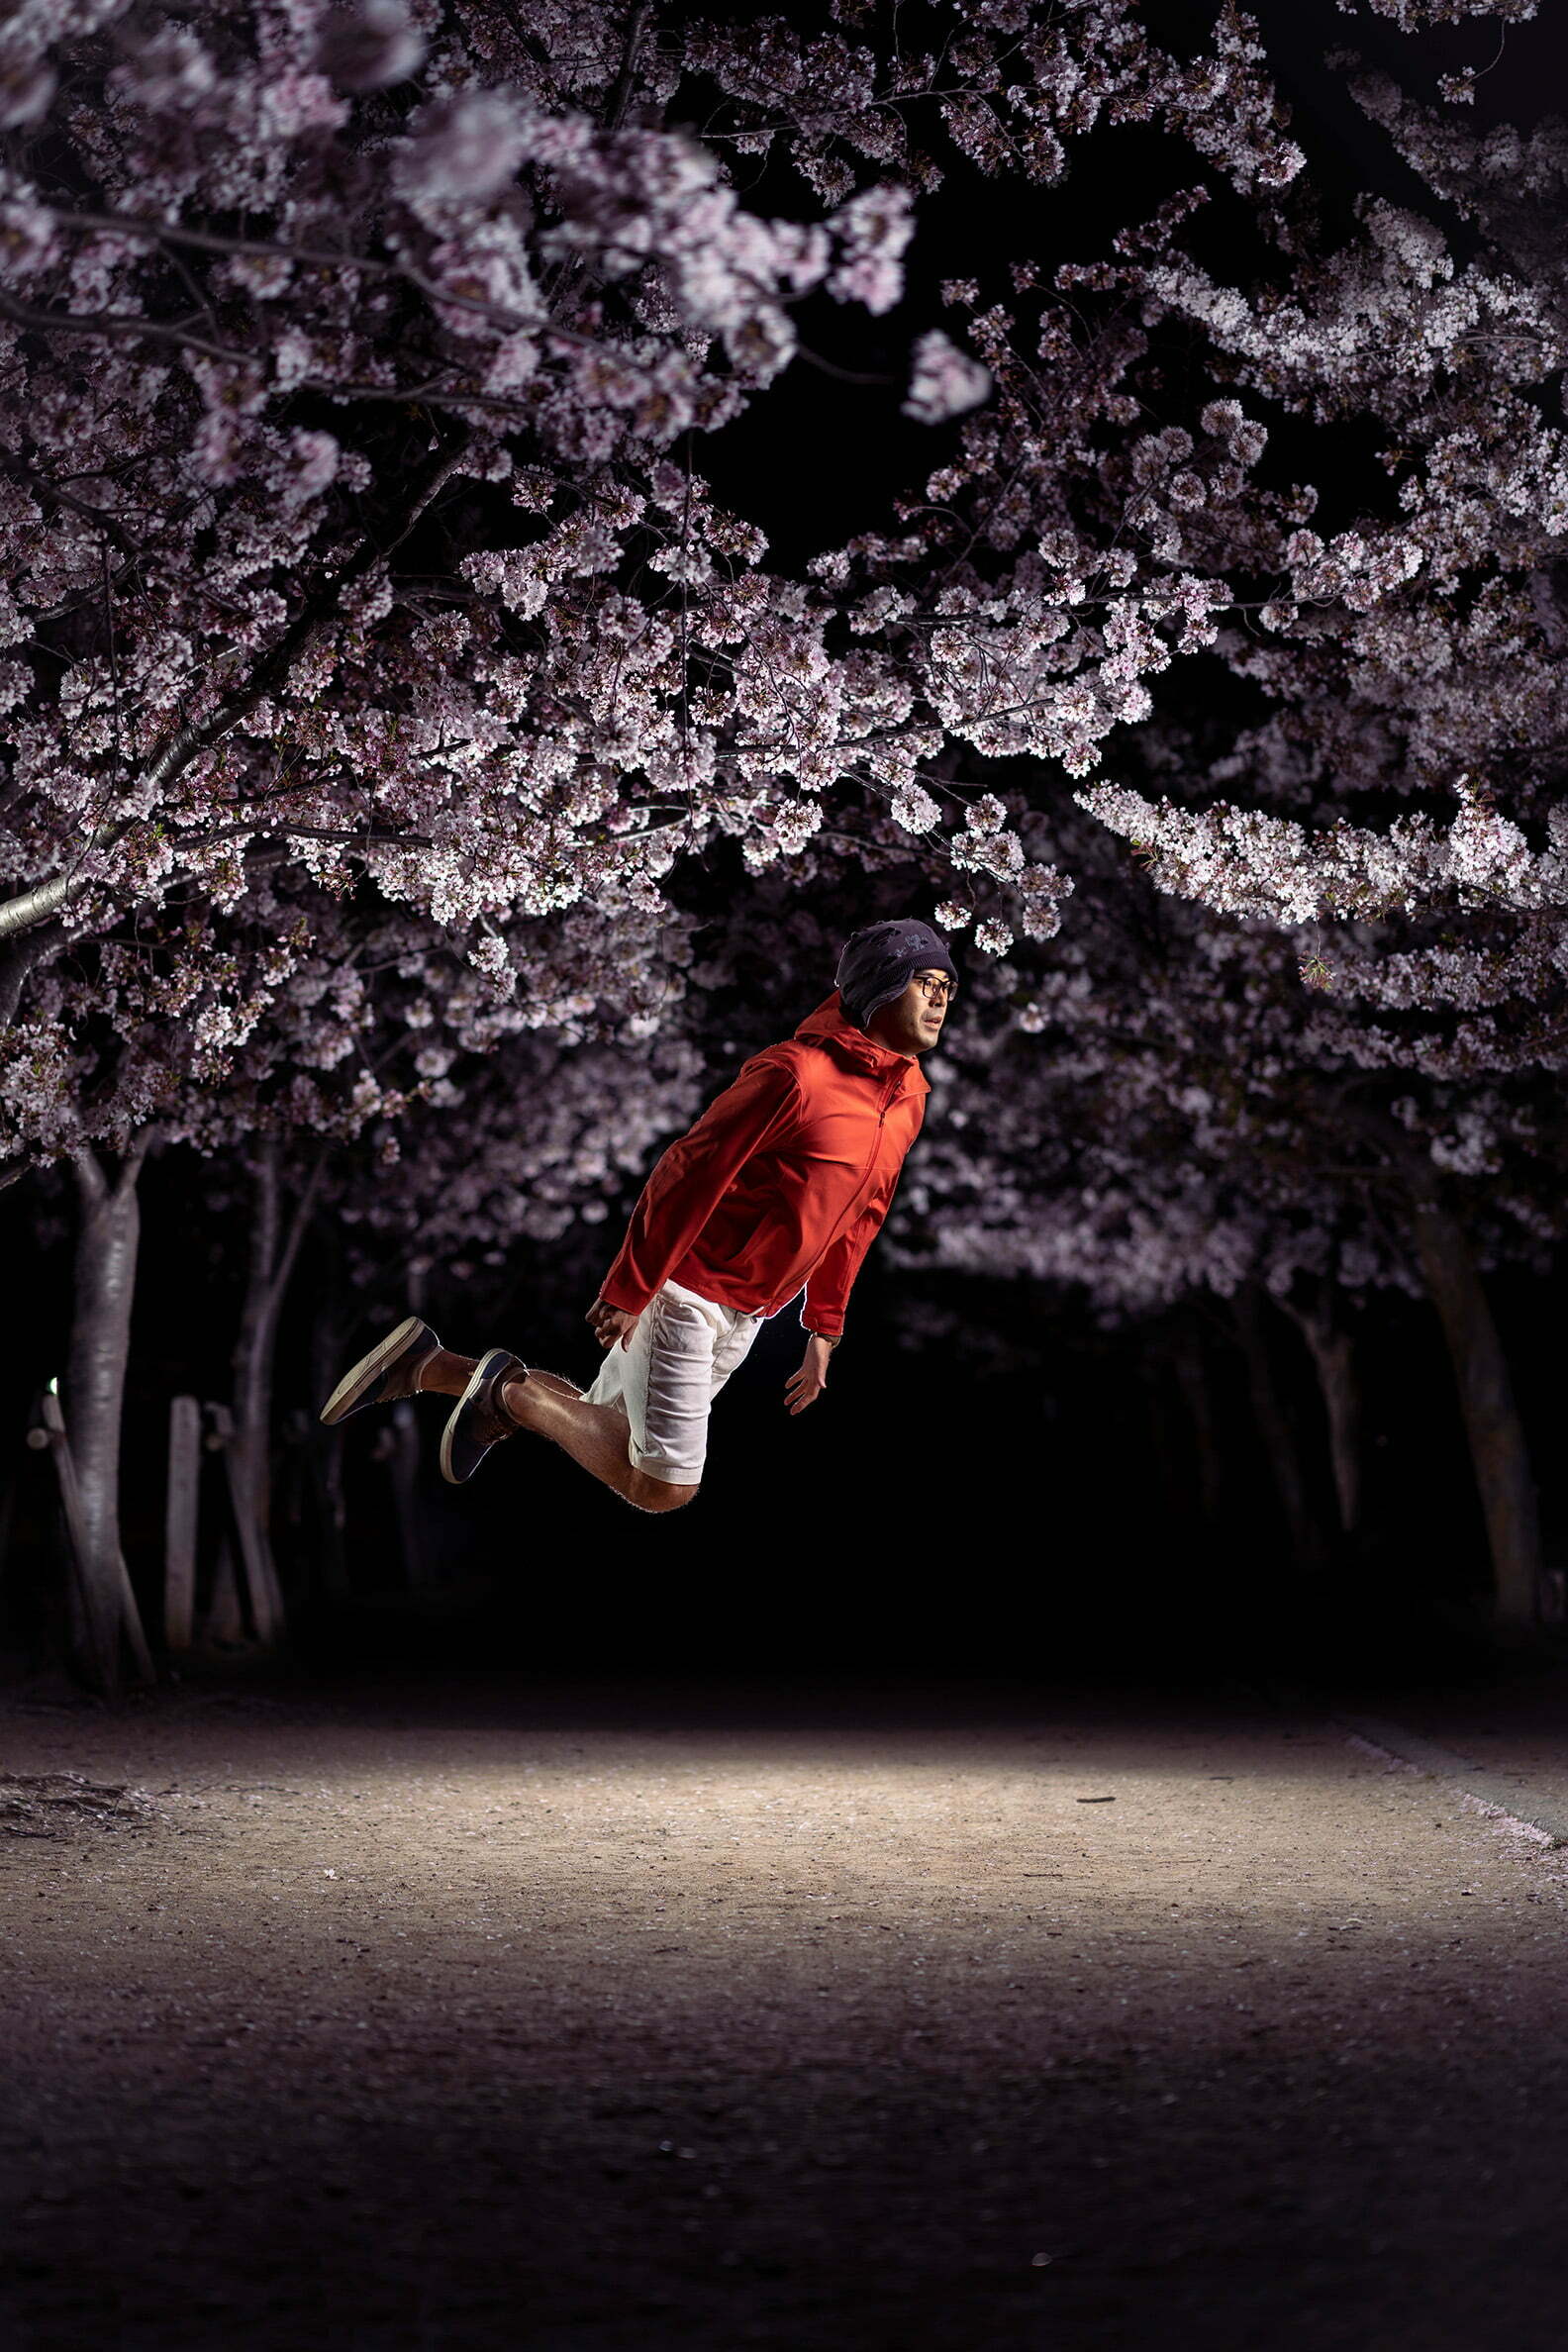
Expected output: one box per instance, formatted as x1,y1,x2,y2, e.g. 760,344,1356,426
785,1333,835,1417
586,1298,640,1351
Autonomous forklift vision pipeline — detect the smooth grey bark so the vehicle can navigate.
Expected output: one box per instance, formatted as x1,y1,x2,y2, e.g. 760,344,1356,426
66,1137,154,1690
230,1140,326,1647
0,923,62,1029
1411,1190,1541,1631
39,1389,117,1692
0,871,95,945
1281,1287,1362,1537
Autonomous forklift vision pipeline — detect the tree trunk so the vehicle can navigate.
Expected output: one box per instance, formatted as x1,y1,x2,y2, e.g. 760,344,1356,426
207,1402,280,1645
0,924,61,1029
230,1141,326,1648
1411,1192,1541,1631
386,1402,427,1586
40,1389,116,1691
1282,1288,1362,1537
203,1536,245,1646
308,1237,351,1599
163,1394,202,1652
1232,1285,1329,1575
1137,1359,1185,1536
0,1454,16,1599
1172,1327,1224,1522
66,1139,154,1692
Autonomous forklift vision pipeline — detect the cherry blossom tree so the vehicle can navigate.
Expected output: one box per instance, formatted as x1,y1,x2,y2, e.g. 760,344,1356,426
7,0,1565,1669
905,5,1568,1626
170,875,696,1641
0,0,1329,1060
879,734,1567,1624
0,0,1313,1677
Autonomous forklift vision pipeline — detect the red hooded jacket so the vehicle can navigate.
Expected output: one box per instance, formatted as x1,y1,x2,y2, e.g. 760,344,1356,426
597,991,930,1340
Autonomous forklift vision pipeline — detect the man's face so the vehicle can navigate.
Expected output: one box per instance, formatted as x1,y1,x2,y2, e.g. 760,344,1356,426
866,968,957,1056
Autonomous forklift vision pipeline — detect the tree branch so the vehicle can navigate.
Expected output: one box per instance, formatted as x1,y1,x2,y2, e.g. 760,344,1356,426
0,869,99,944
0,448,145,556
271,1148,330,1313
36,204,573,342
0,920,65,1022
0,288,250,367
118,1127,157,1194
70,1144,108,1208
0,434,469,943
605,1,652,132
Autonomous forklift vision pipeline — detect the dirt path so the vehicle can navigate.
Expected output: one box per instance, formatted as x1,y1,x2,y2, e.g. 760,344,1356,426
3,1676,1568,2350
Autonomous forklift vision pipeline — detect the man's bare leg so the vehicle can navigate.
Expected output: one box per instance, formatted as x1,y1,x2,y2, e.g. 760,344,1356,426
499,1374,697,1516
413,1349,577,1402
413,1349,696,1515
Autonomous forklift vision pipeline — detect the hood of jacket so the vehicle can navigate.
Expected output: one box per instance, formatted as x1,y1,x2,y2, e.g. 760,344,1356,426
793,992,931,1095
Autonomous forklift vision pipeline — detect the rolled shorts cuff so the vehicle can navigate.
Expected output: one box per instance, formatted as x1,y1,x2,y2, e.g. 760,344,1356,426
625,1449,702,1487
584,1277,760,1489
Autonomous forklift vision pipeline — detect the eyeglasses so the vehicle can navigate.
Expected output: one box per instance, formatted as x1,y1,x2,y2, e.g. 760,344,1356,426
915,975,958,1007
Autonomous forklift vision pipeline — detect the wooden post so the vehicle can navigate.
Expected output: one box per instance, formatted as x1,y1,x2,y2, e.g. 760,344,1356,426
164,1395,202,1651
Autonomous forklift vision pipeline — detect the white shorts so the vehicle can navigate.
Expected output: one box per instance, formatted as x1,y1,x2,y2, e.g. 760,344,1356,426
582,1277,762,1487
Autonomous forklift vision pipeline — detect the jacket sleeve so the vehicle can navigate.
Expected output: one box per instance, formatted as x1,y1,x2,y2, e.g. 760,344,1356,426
598,1055,802,1317
800,1155,905,1342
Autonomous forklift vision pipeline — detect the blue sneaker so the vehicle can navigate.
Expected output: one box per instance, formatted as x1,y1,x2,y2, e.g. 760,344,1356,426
440,1349,528,1485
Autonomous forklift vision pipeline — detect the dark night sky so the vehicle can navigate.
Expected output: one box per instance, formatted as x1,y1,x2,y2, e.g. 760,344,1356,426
702,1,1568,570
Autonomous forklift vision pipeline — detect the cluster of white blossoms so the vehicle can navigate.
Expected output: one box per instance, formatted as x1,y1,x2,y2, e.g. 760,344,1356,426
0,0,1321,1174
4,0,1566,1353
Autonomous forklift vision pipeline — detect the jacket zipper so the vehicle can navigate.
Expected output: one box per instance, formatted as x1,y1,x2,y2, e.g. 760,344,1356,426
777,1068,906,1319
856,1072,899,1203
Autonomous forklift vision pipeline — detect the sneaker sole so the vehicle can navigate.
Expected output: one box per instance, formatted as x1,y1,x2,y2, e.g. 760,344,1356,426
319,1315,429,1426
440,1348,518,1486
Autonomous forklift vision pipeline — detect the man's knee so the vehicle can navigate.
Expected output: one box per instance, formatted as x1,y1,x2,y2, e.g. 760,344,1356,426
629,1467,699,1514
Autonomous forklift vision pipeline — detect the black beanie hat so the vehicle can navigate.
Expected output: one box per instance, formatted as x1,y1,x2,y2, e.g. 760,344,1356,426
834,919,958,1032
